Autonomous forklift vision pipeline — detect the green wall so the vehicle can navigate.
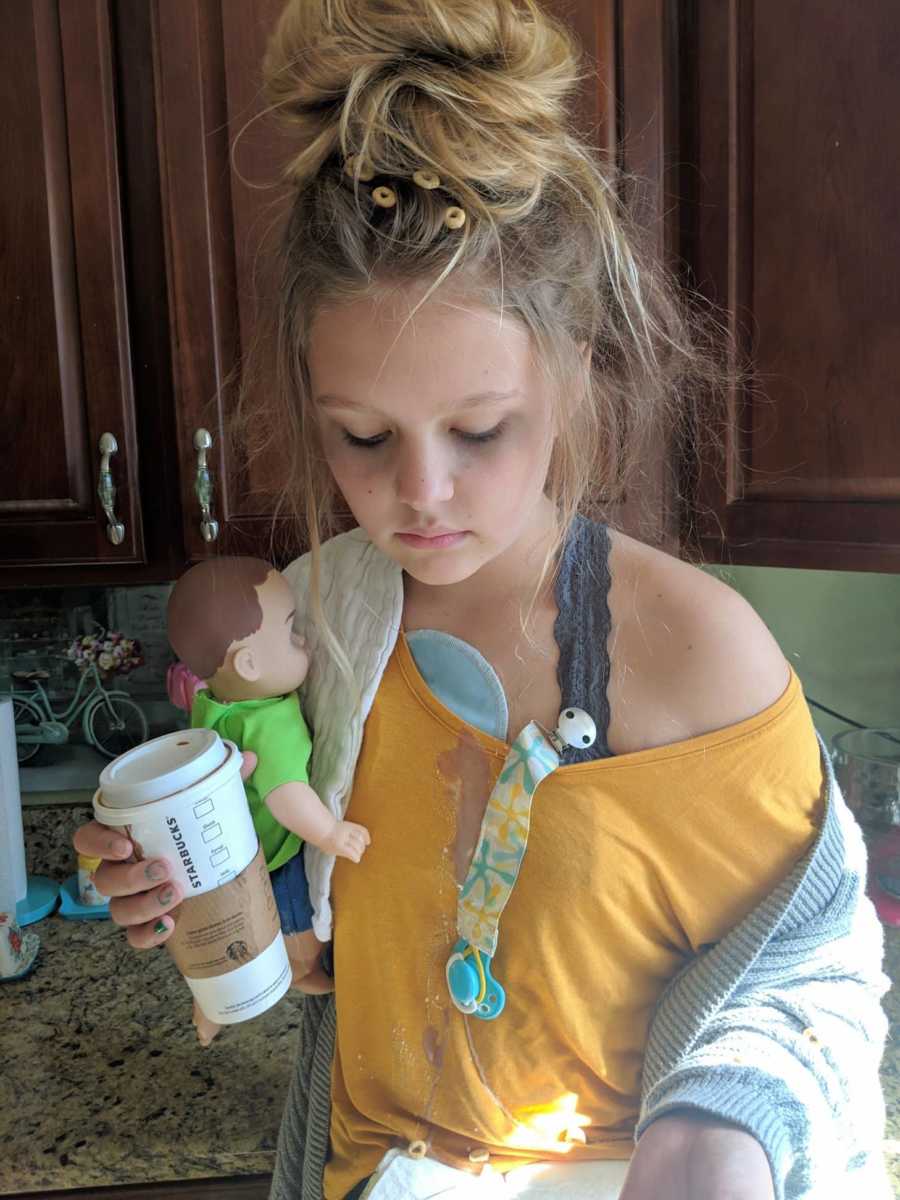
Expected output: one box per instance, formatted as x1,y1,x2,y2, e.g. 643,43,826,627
703,564,900,752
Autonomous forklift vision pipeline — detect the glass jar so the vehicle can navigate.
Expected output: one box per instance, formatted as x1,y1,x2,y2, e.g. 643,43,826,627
831,727,900,830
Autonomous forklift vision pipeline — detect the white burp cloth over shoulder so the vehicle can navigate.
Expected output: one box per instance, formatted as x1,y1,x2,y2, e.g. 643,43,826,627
360,1148,630,1199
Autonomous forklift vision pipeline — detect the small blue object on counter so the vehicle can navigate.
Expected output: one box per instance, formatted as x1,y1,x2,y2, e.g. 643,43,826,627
15,873,59,926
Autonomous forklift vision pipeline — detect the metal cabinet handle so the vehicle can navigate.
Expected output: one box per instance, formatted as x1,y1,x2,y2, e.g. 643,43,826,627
193,428,220,543
97,433,125,545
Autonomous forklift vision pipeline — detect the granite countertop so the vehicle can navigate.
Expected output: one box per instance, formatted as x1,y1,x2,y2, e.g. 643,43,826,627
2,805,301,1196
3,805,899,1196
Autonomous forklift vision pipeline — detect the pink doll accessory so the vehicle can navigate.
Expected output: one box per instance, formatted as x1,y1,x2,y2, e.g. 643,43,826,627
166,661,206,712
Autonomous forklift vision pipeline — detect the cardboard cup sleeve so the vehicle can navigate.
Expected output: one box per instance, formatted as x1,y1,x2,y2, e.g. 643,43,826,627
166,845,291,1023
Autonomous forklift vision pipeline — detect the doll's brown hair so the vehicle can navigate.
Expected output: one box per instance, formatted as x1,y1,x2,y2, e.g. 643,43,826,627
168,557,273,681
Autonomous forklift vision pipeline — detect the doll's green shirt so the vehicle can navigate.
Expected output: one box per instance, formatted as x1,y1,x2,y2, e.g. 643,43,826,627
190,690,312,873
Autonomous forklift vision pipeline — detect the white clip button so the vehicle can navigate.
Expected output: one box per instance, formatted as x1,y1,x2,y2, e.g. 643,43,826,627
407,1140,428,1159
556,707,597,749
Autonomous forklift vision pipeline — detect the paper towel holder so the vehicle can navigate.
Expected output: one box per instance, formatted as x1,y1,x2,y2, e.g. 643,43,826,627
0,698,59,928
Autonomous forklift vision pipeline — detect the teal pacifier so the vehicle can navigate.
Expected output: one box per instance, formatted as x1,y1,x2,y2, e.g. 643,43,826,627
446,938,506,1020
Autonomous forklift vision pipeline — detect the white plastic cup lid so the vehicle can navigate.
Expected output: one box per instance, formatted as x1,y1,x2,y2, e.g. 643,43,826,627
98,728,229,808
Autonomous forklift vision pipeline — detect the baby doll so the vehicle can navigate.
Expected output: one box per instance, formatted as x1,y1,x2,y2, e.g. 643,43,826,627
167,555,369,1045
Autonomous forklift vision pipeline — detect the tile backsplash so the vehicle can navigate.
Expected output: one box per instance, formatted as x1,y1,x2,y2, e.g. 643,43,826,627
105,583,175,697
1,582,186,766
0,582,174,700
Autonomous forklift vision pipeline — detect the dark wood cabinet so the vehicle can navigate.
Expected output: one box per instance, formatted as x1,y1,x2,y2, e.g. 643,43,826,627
2,0,302,586
680,0,900,572
549,0,900,572
0,0,145,576
152,0,302,564
2,0,898,590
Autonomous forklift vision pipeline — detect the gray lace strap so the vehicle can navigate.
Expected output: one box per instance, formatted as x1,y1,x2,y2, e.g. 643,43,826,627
554,515,614,763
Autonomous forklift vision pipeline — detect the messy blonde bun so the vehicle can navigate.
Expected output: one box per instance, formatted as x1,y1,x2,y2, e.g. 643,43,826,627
263,0,583,224
231,0,733,669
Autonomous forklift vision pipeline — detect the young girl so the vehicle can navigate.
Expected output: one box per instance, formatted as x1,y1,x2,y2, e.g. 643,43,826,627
73,2,890,1197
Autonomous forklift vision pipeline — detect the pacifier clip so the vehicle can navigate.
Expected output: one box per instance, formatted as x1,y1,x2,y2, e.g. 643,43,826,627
446,708,596,1020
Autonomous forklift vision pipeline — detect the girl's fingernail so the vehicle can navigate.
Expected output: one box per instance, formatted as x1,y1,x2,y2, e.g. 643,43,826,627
108,837,130,856
158,887,174,905
154,920,169,936
145,861,168,882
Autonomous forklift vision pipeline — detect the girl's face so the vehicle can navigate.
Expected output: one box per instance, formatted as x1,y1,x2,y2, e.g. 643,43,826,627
307,285,557,587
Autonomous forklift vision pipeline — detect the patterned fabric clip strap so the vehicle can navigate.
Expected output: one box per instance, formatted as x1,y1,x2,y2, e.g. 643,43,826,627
446,707,597,1020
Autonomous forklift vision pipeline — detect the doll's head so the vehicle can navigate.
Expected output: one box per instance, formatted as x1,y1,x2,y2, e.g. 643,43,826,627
167,557,309,703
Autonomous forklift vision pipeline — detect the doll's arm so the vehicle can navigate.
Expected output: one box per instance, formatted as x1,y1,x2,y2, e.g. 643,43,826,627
265,781,370,863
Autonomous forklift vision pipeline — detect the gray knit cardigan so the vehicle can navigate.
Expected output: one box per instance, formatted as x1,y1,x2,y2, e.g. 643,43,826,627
273,532,891,1200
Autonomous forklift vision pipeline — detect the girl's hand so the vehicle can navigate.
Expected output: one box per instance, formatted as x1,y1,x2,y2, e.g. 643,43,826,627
72,750,258,950
620,1111,775,1200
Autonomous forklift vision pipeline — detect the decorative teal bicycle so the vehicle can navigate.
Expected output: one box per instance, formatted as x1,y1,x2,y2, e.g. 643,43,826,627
12,657,149,765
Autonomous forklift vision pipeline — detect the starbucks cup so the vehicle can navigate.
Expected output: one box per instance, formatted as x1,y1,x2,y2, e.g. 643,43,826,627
93,729,291,1025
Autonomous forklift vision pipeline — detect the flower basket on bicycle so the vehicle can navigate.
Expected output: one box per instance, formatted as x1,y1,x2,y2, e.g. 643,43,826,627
12,631,149,765
66,631,144,681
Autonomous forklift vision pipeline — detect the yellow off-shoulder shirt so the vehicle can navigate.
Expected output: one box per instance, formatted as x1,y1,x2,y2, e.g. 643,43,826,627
325,634,824,1199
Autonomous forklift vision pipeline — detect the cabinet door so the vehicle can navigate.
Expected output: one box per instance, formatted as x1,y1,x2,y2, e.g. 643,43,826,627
544,0,684,553
153,0,300,566
684,1,900,571
0,1,144,575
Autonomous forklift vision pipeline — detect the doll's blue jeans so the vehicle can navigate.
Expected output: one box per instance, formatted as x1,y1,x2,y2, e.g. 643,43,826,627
269,850,314,935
